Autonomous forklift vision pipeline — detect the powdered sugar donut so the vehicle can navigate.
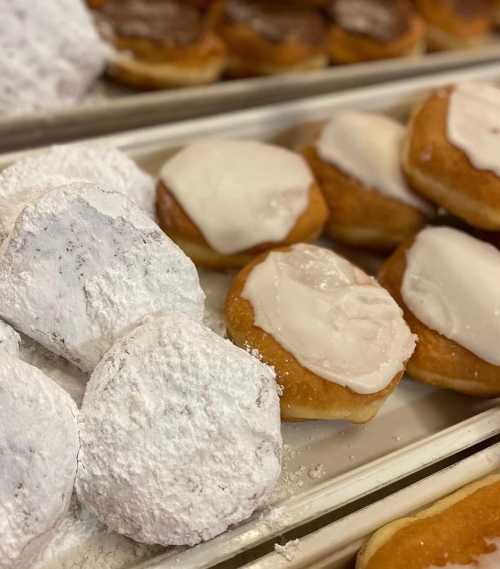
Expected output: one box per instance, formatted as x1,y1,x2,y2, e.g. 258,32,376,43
77,312,282,546
0,143,156,244
0,355,79,569
0,183,204,372
0,320,20,357
0,0,106,114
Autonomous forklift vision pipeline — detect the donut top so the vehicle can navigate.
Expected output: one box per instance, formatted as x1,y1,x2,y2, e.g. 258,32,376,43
427,538,500,569
95,0,203,45
328,0,413,42
316,111,431,213
447,82,500,177
402,227,500,365
223,0,327,45
160,139,313,255
242,244,416,394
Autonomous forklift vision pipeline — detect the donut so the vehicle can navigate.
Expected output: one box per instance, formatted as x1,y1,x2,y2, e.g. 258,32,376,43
304,111,432,249
357,474,500,569
325,0,426,64
379,226,500,397
413,0,492,50
0,355,79,569
0,183,204,372
403,83,500,230
0,0,106,114
218,0,328,76
77,311,281,546
225,243,416,422
156,139,328,269
93,0,226,88
0,320,20,358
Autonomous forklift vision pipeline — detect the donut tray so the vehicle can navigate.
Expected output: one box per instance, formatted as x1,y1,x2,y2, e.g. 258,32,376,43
3,42,500,153
3,66,500,569
239,441,500,569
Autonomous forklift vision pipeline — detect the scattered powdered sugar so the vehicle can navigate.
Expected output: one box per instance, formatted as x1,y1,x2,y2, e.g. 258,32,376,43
274,539,300,562
77,312,282,546
0,0,107,114
0,319,20,357
308,464,326,480
0,183,204,372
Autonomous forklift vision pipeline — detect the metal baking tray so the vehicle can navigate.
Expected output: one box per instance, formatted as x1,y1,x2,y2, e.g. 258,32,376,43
3,65,500,569
240,442,500,569
3,42,500,153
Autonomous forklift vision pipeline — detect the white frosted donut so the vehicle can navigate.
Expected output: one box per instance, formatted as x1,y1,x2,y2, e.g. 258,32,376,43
0,143,156,244
0,355,79,569
0,183,204,372
0,0,106,114
0,320,20,357
77,312,282,546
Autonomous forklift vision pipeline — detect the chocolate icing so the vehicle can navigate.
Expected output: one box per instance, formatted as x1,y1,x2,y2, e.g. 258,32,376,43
223,0,327,45
96,0,203,45
329,0,413,42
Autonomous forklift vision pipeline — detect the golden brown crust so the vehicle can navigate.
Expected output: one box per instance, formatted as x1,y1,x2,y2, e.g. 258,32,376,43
225,247,404,422
304,146,427,250
357,475,500,569
156,179,329,269
378,238,500,396
403,88,500,230
327,15,425,64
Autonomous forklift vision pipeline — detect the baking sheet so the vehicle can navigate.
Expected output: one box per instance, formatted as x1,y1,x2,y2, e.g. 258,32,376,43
3,65,500,569
241,442,500,569
3,43,500,152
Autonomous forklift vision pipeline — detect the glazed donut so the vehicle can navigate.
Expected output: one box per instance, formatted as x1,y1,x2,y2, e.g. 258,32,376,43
225,243,416,422
218,0,328,76
156,139,328,269
77,312,281,546
379,226,500,397
304,111,431,250
0,0,106,114
326,0,426,64
357,474,500,569
413,0,492,50
93,0,226,88
403,83,500,230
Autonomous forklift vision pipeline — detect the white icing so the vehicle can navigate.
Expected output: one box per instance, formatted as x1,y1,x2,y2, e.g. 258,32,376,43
160,139,312,254
316,111,431,213
0,143,156,244
77,312,282,546
0,183,204,372
242,244,415,394
0,319,20,357
0,0,107,114
448,82,500,176
427,538,500,569
0,355,79,569
402,227,500,365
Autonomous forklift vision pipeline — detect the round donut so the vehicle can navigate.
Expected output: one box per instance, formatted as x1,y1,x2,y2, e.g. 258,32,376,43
413,0,492,50
403,84,500,230
217,0,328,76
326,0,426,64
77,311,281,546
0,355,79,569
225,243,416,423
357,475,500,569
156,139,328,269
304,111,431,250
93,0,226,88
0,0,106,114
379,227,500,397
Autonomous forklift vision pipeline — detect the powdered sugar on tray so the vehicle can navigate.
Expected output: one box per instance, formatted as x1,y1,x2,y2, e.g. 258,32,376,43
274,539,300,562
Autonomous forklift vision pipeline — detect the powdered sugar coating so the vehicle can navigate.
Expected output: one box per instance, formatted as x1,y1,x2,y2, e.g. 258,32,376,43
77,312,282,546
0,319,20,357
0,183,204,372
0,0,106,114
0,356,79,569
0,143,156,244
